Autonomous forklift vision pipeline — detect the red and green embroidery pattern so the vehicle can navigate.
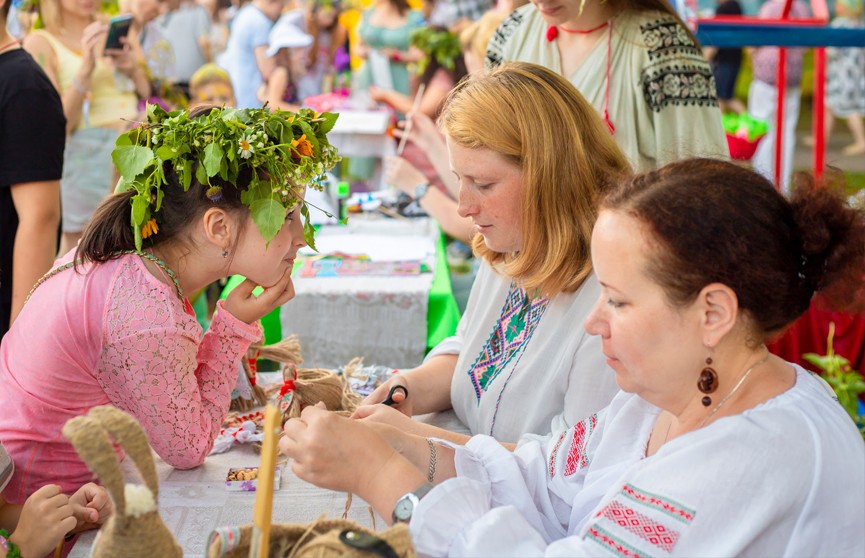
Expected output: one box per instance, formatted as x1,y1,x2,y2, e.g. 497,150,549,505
586,483,696,557
548,431,567,478
621,484,696,524
467,282,549,401
564,414,598,476
597,500,679,552
587,525,648,558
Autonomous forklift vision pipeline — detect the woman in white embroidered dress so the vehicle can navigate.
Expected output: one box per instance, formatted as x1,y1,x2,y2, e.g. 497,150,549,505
280,158,865,556
485,0,728,172
357,63,630,445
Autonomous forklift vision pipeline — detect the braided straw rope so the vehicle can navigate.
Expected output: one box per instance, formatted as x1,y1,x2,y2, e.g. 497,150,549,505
62,406,182,557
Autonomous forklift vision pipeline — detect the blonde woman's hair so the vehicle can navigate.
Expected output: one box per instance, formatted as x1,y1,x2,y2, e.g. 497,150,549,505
439,62,631,296
459,10,506,63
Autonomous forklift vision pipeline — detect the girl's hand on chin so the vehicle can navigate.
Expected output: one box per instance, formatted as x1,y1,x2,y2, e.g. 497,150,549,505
223,268,296,324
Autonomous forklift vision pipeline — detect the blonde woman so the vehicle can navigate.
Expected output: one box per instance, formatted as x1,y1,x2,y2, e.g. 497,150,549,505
24,0,150,254
358,63,629,445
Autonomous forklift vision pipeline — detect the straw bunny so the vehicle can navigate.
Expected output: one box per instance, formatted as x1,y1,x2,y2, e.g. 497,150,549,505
62,405,182,557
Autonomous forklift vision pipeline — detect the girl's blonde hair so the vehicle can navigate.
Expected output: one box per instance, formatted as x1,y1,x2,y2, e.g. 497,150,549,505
439,62,631,296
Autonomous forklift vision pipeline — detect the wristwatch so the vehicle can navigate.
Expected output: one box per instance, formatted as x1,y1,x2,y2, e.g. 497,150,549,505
392,482,434,523
413,182,430,201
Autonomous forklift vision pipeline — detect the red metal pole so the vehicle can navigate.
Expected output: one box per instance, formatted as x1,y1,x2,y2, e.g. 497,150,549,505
775,47,787,190
773,0,794,191
813,47,826,182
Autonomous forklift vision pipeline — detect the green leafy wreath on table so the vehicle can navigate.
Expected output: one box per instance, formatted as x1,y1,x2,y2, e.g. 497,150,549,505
112,103,341,251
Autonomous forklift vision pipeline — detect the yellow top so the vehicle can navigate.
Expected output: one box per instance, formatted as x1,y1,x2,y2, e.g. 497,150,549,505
32,30,138,130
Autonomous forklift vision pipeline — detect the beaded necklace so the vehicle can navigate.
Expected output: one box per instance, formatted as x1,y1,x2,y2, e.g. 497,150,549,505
26,250,184,303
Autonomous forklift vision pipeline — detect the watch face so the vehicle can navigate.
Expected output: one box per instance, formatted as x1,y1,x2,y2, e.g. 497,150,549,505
394,497,413,520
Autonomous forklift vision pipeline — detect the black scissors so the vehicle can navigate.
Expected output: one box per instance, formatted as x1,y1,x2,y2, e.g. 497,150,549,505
380,384,408,406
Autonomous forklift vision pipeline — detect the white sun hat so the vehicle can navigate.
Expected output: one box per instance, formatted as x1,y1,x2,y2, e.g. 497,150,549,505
267,10,314,56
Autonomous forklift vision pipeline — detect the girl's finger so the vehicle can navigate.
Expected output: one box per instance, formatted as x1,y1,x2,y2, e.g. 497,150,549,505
230,278,258,300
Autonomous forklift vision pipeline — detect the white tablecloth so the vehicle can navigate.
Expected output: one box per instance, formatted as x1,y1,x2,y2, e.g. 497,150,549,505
70,410,469,557
281,216,438,369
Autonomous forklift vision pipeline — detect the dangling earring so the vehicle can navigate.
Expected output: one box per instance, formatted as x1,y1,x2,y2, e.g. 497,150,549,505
698,355,719,406
222,248,229,258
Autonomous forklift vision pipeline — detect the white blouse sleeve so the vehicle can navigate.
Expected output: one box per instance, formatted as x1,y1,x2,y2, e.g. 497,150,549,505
411,413,606,556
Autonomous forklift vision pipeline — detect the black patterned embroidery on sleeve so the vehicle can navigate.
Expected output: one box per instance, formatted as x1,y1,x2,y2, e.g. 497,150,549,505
485,9,524,70
641,63,719,112
639,17,719,112
640,17,702,61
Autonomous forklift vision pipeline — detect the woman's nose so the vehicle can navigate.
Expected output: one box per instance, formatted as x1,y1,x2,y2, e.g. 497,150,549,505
457,187,475,218
584,297,608,338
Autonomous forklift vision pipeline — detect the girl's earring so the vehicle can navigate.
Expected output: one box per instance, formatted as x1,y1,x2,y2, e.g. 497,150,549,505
222,249,229,258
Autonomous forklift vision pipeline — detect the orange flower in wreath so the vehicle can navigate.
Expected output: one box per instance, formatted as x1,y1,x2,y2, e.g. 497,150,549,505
141,218,159,239
291,134,314,158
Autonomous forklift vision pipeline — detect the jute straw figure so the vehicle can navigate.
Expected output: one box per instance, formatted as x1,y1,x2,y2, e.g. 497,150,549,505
62,406,182,557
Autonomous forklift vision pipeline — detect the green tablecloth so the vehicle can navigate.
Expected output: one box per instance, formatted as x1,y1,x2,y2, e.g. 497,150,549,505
219,229,461,352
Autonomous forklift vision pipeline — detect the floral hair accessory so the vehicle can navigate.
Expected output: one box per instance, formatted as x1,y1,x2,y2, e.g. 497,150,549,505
112,103,341,250
409,27,461,75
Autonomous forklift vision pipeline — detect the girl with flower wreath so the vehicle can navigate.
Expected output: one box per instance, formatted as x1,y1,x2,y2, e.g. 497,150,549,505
0,104,341,505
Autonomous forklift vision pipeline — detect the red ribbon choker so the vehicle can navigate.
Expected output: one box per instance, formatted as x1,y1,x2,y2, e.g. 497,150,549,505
546,20,609,42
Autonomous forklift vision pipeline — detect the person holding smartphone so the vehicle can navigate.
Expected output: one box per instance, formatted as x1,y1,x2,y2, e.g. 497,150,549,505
23,0,151,256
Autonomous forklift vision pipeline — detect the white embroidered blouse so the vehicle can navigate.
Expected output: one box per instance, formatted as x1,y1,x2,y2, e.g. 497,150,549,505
426,262,619,442
410,365,865,556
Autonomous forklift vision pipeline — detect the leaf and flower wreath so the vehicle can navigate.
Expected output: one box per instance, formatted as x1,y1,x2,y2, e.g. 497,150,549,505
409,27,461,75
112,103,341,251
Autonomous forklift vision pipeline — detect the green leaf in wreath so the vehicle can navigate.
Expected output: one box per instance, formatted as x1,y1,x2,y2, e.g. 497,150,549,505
132,193,149,227
301,203,317,251
112,145,154,179
250,197,286,244
203,142,224,177
318,112,338,135
181,159,192,190
195,161,209,185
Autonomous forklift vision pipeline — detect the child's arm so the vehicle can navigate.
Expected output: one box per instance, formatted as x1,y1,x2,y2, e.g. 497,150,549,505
4,485,75,558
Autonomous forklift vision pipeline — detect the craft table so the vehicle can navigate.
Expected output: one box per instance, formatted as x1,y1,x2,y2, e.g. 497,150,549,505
69,410,469,558
222,216,461,369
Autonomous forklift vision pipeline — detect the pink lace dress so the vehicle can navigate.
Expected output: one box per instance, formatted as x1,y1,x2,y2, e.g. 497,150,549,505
0,253,261,503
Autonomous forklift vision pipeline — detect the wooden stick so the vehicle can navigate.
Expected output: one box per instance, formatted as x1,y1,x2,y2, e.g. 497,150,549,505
249,404,280,558
396,83,426,156
377,205,408,220
54,541,64,558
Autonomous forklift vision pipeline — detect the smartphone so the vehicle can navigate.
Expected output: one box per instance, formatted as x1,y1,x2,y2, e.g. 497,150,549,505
104,14,133,50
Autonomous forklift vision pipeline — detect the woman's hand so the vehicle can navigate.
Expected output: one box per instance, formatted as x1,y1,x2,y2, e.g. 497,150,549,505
393,111,442,152
352,403,423,436
79,21,108,77
279,404,400,495
369,85,392,104
9,485,76,557
69,482,112,532
223,268,296,324
359,374,412,416
107,37,141,78
384,156,427,198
